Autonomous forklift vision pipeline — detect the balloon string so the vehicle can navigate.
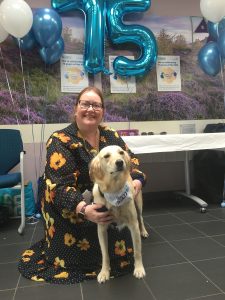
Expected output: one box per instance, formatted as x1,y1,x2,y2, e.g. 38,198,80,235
190,16,194,45
0,46,20,127
218,31,225,108
18,38,30,124
38,63,48,180
220,62,225,108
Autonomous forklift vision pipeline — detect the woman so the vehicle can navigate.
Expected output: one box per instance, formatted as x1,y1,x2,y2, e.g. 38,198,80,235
18,86,146,284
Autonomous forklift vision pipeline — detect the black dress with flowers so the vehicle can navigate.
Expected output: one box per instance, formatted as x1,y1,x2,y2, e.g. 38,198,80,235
18,123,146,284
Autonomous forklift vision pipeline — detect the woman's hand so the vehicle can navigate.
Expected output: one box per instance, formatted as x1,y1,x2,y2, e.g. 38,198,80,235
133,179,142,200
84,203,114,224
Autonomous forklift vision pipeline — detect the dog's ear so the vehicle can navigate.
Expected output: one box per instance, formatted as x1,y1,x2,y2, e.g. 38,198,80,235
89,155,104,182
124,150,131,170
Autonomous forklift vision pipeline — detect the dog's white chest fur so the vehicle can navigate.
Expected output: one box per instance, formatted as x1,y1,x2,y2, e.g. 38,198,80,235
103,182,132,207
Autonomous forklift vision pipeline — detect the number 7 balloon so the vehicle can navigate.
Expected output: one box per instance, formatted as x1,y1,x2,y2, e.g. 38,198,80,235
106,0,157,76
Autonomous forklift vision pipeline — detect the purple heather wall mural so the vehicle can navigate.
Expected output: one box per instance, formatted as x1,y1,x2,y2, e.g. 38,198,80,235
0,12,224,125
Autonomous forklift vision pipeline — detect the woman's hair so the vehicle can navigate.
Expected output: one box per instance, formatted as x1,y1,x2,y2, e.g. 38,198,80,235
76,86,104,108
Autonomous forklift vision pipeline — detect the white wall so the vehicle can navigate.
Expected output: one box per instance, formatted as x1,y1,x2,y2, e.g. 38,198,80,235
26,0,202,16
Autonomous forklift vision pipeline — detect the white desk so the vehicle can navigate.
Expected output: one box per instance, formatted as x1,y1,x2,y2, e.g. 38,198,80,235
123,133,225,212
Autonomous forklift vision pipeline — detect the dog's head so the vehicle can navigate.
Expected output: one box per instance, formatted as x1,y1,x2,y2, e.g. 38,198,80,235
89,145,130,187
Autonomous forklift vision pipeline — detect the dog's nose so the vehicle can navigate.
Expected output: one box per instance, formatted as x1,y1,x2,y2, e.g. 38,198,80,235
115,159,124,169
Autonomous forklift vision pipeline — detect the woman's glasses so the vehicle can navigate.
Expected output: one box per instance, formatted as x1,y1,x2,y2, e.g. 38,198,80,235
78,100,103,111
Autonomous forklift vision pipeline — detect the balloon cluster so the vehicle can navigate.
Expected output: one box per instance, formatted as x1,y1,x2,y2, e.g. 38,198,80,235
198,0,225,76
0,0,64,65
0,0,33,41
20,8,64,65
52,0,158,77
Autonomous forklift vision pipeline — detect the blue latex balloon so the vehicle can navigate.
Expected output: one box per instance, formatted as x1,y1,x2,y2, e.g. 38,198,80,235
218,30,225,58
39,37,64,64
15,29,37,51
33,8,62,48
52,0,106,74
198,41,221,76
207,21,218,41
218,17,225,35
106,0,157,77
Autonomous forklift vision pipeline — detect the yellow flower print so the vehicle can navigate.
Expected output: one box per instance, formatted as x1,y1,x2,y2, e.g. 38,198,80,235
77,239,90,251
100,136,106,143
31,276,45,282
22,257,30,262
45,213,55,239
62,209,80,224
115,240,126,256
22,249,34,257
64,233,76,246
54,272,69,279
62,208,70,219
90,149,98,157
70,142,82,149
54,257,65,268
46,138,52,148
131,158,139,166
102,125,110,131
66,186,76,193
85,272,97,277
41,197,45,211
37,259,45,265
73,170,80,183
37,267,45,271
46,236,50,248
53,132,71,143
48,225,55,239
114,132,119,138
120,261,130,268
50,152,66,170
45,179,56,203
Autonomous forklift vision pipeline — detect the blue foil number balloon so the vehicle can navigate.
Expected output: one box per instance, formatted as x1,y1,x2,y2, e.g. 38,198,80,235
52,0,106,74
106,0,157,76
51,0,157,76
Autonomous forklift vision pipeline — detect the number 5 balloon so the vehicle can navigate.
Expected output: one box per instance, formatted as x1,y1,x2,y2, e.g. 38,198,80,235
106,0,157,77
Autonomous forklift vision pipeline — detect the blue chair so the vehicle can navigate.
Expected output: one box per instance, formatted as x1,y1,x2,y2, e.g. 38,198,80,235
0,129,25,234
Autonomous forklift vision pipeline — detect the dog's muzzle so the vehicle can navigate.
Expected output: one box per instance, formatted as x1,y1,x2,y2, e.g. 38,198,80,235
115,159,124,171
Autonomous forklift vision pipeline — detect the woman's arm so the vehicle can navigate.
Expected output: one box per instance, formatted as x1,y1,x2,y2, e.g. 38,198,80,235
43,134,84,214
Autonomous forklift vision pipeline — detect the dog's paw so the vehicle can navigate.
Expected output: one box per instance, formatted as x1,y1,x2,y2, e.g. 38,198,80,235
97,270,110,283
133,266,146,279
141,228,149,239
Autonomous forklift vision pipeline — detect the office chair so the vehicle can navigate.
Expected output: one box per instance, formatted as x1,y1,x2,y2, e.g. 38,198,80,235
0,129,25,234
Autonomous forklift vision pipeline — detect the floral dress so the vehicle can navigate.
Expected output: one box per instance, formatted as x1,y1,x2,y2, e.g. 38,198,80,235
18,123,146,284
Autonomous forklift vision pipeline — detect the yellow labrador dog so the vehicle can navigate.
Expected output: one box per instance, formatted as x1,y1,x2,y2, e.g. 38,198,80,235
89,145,149,283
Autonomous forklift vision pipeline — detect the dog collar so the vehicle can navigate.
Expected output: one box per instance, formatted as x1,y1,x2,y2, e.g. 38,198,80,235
101,183,132,207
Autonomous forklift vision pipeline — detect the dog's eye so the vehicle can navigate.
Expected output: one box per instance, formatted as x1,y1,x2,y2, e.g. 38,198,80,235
119,151,124,155
104,154,110,159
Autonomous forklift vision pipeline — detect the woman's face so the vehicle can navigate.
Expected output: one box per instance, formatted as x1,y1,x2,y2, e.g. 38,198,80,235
75,90,104,131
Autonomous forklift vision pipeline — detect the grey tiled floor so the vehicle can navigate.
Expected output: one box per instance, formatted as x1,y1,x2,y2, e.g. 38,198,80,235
1,193,225,300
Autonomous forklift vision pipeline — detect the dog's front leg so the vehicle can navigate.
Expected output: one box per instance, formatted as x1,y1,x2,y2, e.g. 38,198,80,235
97,224,111,283
128,222,146,279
